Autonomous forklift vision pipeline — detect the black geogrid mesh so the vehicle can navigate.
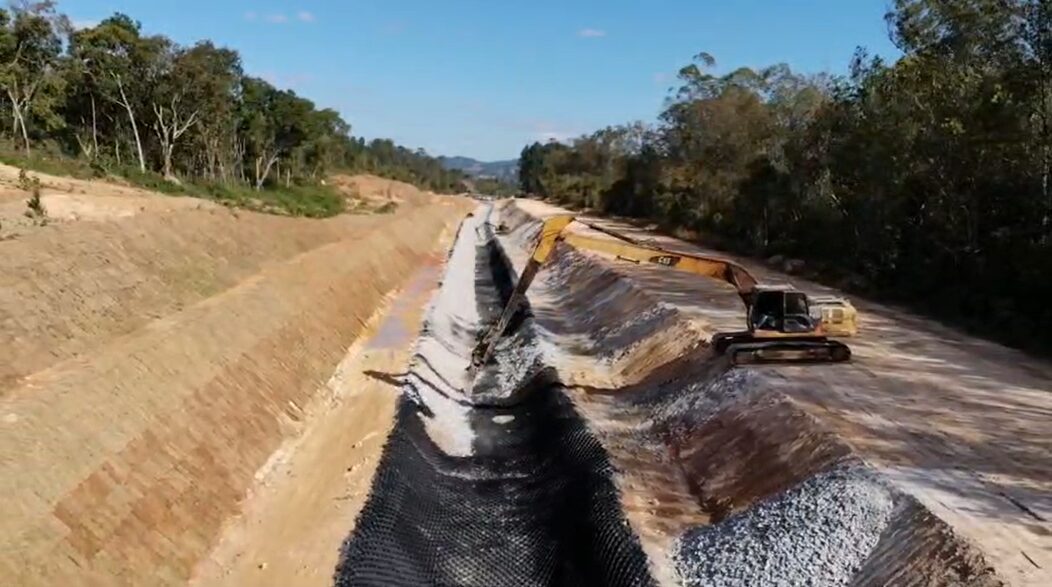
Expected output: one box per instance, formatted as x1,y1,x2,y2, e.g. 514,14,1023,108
333,223,655,586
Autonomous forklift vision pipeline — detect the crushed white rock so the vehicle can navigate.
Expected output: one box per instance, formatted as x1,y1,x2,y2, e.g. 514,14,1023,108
401,205,489,456
672,466,896,587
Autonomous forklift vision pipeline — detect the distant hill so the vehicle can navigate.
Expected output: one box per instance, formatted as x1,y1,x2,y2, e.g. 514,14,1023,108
439,156,519,183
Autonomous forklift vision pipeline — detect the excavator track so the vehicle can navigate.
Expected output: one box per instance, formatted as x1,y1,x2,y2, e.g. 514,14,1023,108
715,334,852,365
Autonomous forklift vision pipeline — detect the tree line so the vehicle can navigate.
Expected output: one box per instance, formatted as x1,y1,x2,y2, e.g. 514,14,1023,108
0,2,463,215
520,0,1052,351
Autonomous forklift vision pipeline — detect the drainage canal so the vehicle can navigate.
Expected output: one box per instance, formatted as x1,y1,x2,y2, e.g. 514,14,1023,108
334,213,655,586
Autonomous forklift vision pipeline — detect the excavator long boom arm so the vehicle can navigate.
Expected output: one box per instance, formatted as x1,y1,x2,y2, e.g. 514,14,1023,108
471,215,759,368
559,232,759,303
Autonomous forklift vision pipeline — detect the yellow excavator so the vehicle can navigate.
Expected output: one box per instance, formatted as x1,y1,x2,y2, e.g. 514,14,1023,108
471,215,858,369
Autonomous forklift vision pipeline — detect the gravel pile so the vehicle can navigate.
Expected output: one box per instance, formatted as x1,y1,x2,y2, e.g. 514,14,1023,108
673,466,896,587
647,368,761,432
479,324,552,399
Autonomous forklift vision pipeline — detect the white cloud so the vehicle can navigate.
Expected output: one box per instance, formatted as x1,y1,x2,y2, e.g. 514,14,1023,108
522,120,582,144
265,13,289,24
535,131,574,143
578,28,606,38
244,11,257,21
261,71,315,88
297,11,316,23
71,19,100,31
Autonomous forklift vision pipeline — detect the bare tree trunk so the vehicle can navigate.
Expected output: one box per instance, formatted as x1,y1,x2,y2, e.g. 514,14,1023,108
152,97,199,181
15,108,30,155
205,136,219,181
76,101,99,160
115,75,146,173
233,137,247,184
75,130,94,159
91,95,99,157
255,154,278,190
6,89,30,156
162,146,174,178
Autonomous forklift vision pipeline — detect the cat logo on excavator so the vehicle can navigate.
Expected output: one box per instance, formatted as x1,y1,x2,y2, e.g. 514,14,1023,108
650,255,681,267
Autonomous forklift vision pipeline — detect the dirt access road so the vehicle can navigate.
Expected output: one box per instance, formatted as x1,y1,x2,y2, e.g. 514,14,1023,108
515,198,1052,586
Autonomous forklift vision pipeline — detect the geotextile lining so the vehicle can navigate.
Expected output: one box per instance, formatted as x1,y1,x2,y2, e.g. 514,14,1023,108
335,207,655,586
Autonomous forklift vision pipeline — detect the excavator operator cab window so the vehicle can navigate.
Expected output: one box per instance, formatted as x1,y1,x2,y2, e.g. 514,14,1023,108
783,291,814,333
785,292,809,317
750,290,815,333
751,291,783,331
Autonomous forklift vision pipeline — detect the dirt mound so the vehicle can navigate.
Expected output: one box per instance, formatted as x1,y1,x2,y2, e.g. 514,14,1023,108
493,198,1004,586
0,164,214,239
0,181,471,585
329,174,441,211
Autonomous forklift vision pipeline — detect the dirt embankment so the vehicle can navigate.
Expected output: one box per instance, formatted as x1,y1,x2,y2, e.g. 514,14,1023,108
329,174,444,212
493,200,1025,586
0,172,472,585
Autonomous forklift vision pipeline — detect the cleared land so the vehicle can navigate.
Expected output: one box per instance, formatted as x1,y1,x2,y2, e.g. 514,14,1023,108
3,183,1048,586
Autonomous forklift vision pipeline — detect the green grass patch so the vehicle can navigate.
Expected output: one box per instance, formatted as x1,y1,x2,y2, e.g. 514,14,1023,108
0,147,345,218
0,148,104,180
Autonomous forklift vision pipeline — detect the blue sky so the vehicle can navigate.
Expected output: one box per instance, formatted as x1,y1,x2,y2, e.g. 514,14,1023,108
66,1,900,160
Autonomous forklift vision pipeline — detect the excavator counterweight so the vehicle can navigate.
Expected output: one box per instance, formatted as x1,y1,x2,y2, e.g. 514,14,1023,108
471,214,857,370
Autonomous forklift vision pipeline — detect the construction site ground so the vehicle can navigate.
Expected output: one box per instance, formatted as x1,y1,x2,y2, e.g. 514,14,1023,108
3,170,1050,586
0,167,472,585
510,198,1051,586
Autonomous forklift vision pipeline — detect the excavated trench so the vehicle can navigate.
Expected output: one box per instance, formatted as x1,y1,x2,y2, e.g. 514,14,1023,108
334,207,655,586
334,202,1005,587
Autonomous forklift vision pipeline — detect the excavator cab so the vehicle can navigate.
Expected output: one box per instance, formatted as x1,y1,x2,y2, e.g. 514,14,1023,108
750,289,816,334
716,287,852,364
